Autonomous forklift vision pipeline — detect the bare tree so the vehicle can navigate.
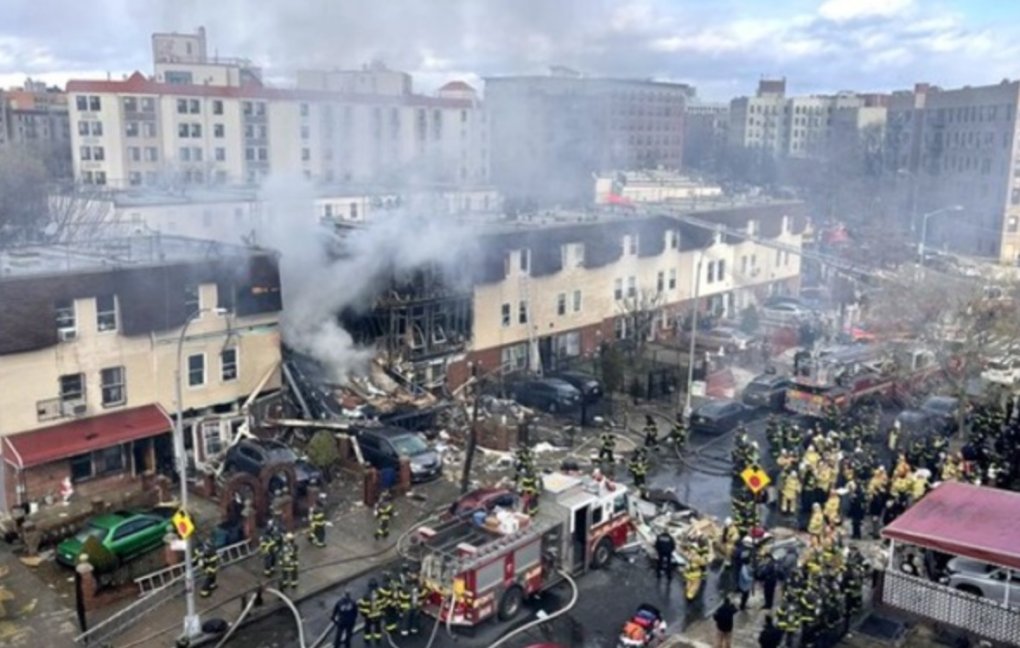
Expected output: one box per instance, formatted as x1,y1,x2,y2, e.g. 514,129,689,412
0,145,49,245
615,287,665,358
46,185,118,243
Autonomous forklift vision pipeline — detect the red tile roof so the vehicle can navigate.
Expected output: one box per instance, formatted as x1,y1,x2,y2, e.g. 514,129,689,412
882,481,1020,571
66,73,473,108
439,80,475,92
2,405,173,469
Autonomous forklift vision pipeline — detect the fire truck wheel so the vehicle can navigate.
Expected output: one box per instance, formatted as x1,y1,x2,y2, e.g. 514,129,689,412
497,585,524,621
591,538,614,569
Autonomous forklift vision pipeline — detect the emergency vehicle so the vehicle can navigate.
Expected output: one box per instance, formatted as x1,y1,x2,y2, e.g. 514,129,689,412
785,343,941,417
414,472,631,627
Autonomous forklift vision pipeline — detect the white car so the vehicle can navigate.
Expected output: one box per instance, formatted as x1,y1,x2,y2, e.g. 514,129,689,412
761,301,813,325
944,557,1020,604
981,357,1020,386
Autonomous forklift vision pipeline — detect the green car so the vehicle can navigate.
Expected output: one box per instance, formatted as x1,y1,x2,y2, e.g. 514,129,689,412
56,511,170,568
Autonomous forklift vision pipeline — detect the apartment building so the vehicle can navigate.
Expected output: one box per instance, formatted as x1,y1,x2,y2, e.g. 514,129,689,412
683,101,729,170
485,70,693,204
66,29,488,189
0,81,72,177
451,200,806,385
0,235,282,512
593,170,723,205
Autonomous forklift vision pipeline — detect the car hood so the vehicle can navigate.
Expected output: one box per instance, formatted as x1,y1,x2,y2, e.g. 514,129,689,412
947,556,988,575
410,449,441,468
57,538,85,562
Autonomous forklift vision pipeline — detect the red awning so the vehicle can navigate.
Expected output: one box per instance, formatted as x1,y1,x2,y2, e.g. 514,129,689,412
882,481,1020,571
2,405,172,469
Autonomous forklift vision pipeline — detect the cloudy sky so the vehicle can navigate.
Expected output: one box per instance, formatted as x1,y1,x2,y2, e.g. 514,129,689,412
2,0,1019,100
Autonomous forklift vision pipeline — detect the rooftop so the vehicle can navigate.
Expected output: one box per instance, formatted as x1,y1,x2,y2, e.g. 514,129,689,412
0,234,268,280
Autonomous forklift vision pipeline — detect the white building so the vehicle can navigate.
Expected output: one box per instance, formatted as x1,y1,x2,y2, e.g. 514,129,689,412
593,171,723,205
66,29,488,190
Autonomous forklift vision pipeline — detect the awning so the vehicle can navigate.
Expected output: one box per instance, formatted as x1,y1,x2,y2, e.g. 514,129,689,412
2,405,173,469
882,481,1020,571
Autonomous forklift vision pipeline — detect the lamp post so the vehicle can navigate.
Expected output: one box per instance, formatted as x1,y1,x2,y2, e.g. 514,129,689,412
918,205,963,267
683,252,704,419
175,306,228,640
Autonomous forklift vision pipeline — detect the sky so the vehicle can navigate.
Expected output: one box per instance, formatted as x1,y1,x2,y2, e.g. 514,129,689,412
2,0,1020,101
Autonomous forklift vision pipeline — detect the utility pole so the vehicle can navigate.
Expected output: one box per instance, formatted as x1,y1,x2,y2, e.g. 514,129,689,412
460,363,480,494
683,253,704,420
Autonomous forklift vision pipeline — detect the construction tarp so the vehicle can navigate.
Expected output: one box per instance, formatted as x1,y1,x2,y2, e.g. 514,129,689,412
882,481,1020,571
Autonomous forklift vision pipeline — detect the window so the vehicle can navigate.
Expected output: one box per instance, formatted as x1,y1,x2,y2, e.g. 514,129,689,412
96,294,117,331
70,454,92,482
245,147,255,161
80,146,91,161
706,261,715,284
668,230,679,249
301,125,310,139
255,102,266,117
128,146,140,162
718,260,726,281
213,100,223,115
214,123,224,138
128,172,142,186
188,354,206,387
142,122,157,137
91,121,103,136
126,122,139,137
668,268,676,290
193,147,203,162
257,147,267,161
141,97,154,112
657,271,665,293
92,146,104,161
203,421,224,456
55,299,76,336
189,99,200,114
93,445,124,476
572,289,582,312
177,99,188,114
95,171,106,186
614,278,623,300
59,373,85,402
180,147,191,162
301,148,310,161
519,249,530,273
179,123,189,138
501,303,511,327
627,276,636,298
556,293,567,316
88,96,100,111
77,121,89,135
184,283,200,313
191,123,201,137
76,96,87,111
145,147,158,162
784,251,790,266
215,147,225,162
100,367,125,407
518,300,528,325
221,348,238,381
300,103,309,117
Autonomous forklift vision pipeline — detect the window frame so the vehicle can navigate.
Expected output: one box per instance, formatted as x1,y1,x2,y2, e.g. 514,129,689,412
59,373,85,403
187,353,206,388
95,294,118,332
220,347,238,382
100,366,126,408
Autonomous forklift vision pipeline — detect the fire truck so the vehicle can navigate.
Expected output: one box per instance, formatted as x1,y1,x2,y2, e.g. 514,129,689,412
785,342,941,417
414,472,631,627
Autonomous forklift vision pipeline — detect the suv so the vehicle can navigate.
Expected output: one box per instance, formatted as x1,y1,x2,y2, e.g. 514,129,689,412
223,438,323,495
742,373,791,410
512,378,582,413
357,427,442,483
548,371,603,403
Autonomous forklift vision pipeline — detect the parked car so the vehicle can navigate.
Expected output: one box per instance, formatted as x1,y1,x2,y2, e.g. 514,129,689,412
981,356,1020,386
741,373,791,410
761,300,814,325
57,510,170,567
685,325,757,354
512,378,582,413
223,438,323,495
689,399,753,435
944,557,1020,604
357,427,443,483
894,409,939,439
549,370,603,403
919,395,964,434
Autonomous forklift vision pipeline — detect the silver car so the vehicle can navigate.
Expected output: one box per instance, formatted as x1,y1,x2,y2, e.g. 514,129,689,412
944,557,1020,604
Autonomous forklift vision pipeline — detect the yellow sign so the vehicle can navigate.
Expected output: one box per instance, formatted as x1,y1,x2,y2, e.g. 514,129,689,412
740,466,771,494
172,509,195,540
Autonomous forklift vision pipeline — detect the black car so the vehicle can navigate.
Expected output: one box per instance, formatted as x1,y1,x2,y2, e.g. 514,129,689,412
512,378,582,413
549,371,603,403
919,395,963,434
224,438,323,494
742,373,791,411
690,399,752,435
356,427,443,483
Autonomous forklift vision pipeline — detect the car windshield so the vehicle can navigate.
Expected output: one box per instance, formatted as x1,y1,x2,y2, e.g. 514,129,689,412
391,434,429,456
266,446,297,462
74,522,109,543
923,398,955,413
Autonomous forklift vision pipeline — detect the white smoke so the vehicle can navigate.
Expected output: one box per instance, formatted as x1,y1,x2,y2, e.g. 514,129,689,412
259,174,479,383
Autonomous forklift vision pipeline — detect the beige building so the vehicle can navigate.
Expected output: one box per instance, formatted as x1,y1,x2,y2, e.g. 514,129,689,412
66,29,488,189
0,236,282,512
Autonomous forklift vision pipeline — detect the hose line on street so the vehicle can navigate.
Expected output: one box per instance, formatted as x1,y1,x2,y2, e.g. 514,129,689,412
212,592,259,648
487,570,579,648
267,587,307,648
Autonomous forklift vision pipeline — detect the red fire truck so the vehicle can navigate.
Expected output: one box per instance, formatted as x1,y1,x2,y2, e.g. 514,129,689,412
414,472,631,627
785,343,941,417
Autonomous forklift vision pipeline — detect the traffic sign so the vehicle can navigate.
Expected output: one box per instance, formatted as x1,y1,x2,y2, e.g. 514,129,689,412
172,509,195,540
740,465,771,494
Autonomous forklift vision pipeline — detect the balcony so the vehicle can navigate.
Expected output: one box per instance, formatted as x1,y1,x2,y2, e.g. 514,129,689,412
37,397,87,423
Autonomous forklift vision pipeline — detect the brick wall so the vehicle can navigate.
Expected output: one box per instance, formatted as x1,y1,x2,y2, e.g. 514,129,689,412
6,459,142,511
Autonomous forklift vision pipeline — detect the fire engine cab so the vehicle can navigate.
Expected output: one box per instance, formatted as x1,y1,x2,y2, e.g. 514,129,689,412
414,471,631,627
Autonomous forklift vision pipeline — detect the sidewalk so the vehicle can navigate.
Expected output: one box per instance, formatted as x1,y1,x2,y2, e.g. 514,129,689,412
0,549,79,648
110,478,460,647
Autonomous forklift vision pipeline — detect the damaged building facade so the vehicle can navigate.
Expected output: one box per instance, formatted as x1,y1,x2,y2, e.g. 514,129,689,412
345,200,807,390
0,235,283,512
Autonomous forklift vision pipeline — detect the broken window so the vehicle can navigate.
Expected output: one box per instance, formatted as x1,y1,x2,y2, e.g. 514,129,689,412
657,271,664,293
96,294,117,332
184,284,200,314
614,279,623,301
220,348,238,381
501,303,511,327
55,299,76,338
556,293,566,316
518,300,528,325
668,269,677,290
627,276,636,298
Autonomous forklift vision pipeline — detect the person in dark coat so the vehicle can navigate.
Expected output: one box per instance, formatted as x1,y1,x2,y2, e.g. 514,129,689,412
758,556,779,610
713,597,738,648
331,591,357,648
758,615,784,648
654,531,676,579
848,483,866,540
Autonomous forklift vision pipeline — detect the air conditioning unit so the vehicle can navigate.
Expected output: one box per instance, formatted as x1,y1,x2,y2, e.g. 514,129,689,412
61,400,87,417
58,329,77,342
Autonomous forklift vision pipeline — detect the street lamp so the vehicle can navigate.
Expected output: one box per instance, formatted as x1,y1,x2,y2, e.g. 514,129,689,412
683,252,705,419
175,306,228,640
918,205,963,267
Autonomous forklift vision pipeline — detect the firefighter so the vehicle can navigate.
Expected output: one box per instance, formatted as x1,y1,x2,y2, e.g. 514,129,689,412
259,526,279,577
654,530,676,578
513,443,534,487
683,535,709,601
668,417,688,453
643,415,659,450
597,430,616,464
519,472,541,516
399,564,424,636
774,600,799,645
358,578,385,646
308,499,327,548
807,502,825,538
765,415,783,457
281,532,300,589
378,572,399,635
780,469,801,515
628,450,648,499
823,489,842,527
941,453,962,482
374,490,394,540
717,517,741,567
198,540,219,598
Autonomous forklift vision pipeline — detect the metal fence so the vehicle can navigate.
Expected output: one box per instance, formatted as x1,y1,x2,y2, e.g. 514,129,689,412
883,569,1020,645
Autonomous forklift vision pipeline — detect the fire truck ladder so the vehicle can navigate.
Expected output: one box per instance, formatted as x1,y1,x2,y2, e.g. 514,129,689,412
134,538,254,596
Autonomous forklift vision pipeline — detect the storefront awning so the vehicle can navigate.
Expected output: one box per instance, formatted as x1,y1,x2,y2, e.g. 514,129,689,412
882,481,1020,571
2,405,173,469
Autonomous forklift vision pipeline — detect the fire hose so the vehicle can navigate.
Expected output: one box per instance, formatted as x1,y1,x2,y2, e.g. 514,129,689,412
487,569,579,648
